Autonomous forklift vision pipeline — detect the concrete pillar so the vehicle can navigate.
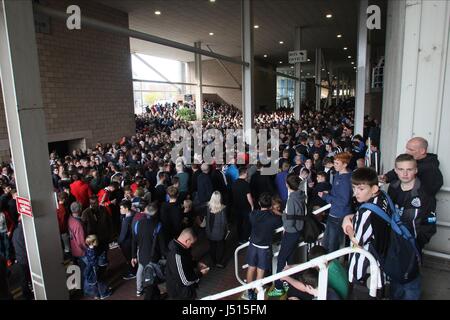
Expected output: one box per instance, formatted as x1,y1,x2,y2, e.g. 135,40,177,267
180,62,187,96
194,41,203,120
315,48,322,111
294,26,302,120
0,0,68,299
381,0,450,256
355,0,368,136
336,71,340,105
241,0,254,145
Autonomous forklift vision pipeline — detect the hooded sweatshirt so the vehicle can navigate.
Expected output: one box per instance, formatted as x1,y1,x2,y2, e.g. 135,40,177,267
282,190,306,233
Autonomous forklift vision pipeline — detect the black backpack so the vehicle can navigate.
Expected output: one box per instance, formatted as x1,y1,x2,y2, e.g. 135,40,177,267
142,222,165,288
286,208,324,243
360,191,421,284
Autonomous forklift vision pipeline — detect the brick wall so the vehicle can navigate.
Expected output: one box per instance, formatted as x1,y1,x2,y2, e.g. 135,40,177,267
0,0,135,162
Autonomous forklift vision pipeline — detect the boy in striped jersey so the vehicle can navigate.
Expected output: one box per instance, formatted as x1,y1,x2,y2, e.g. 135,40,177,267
342,167,391,299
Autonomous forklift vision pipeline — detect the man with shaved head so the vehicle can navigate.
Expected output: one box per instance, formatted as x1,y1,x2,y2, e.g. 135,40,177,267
381,137,443,198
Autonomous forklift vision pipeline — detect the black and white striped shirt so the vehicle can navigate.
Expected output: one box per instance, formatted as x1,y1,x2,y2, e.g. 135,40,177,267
349,193,391,288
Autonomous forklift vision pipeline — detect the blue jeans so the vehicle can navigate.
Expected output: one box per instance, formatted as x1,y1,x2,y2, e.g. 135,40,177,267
275,231,301,290
322,216,344,253
390,275,421,300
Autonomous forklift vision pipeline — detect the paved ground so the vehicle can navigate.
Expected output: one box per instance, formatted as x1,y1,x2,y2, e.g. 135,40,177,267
6,226,450,300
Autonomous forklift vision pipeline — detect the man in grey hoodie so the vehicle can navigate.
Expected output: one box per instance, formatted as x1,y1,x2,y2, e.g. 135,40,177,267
268,174,306,297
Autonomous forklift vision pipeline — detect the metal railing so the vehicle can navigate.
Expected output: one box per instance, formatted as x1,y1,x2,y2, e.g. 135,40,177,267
203,246,380,300
234,204,331,285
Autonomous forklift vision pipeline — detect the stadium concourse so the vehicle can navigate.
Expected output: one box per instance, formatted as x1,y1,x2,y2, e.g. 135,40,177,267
0,0,449,302
1,101,449,301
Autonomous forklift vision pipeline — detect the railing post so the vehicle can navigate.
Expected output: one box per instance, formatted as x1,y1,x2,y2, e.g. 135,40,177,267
316,261,329,300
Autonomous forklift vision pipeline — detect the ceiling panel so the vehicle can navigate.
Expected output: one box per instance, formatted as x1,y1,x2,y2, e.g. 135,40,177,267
95,0,383,78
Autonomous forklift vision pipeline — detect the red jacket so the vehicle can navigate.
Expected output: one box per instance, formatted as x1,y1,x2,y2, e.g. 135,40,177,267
56,204,69,234
130,183,139,194
97,188,112,216
70,180,93,208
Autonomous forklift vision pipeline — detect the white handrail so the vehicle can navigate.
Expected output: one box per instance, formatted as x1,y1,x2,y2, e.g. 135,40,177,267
203,246,380,300
234,204,330,285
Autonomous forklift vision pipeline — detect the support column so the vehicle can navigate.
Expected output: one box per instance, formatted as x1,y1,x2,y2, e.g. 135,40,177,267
0,0,68,299
241,0,254,145
355,0,368,135
294,27,302,120
194,41,203,120
381,0,450,257
180,62,187,96
315,48,322,111
327,63,333,107
336,71,340,105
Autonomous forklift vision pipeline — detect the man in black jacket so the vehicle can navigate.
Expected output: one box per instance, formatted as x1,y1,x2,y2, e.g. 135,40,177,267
381,137,443,199
165,228,209,300
81,196,112,267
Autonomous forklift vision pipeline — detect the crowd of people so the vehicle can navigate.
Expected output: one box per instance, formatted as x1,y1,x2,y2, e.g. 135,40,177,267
0,99,443,300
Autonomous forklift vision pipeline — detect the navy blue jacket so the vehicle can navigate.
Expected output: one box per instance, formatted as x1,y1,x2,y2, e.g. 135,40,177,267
249,210,282,246
322,172,352,218
118,213,135,247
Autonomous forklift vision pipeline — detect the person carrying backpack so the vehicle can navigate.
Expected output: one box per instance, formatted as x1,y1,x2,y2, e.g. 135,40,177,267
343,167,423,300
268,174,306,298
131,202,165,297
342,168,392,299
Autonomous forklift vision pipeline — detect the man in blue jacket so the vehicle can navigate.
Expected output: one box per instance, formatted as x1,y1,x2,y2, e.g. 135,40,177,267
319,152,353,253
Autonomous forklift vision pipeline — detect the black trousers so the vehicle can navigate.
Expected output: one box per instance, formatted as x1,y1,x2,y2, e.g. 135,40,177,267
208,239,225,265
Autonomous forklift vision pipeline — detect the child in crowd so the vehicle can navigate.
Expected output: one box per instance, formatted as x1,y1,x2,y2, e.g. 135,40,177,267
82,235,112,299
342,167,392,299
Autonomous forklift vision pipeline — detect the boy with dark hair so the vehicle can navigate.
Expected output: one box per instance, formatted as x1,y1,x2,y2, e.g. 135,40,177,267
268,174,306,297
119,200,136,280
310,172,332,209
387,154,436,300
160,186,183,247
231,166,254,244
342,167,391,299
246,193,282,300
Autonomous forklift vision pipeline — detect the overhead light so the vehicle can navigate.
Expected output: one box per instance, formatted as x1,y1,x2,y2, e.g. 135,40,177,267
321,68,325,71
279,41,284,44
279,61,283,64
343,47,348,50
353,67,357,69
351,62,355,65
326,14,333,19
209,32,214,36
263,54,268,58
154,11,161,15
254,25,260,29
307,59,311,62
210,0,216,2
290,66,294,69
337,34,342,38
307,73,310,76
348,55,352,59
301,70,303,73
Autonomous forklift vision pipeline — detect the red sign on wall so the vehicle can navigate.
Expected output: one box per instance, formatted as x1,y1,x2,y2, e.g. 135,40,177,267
17,196,33,218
